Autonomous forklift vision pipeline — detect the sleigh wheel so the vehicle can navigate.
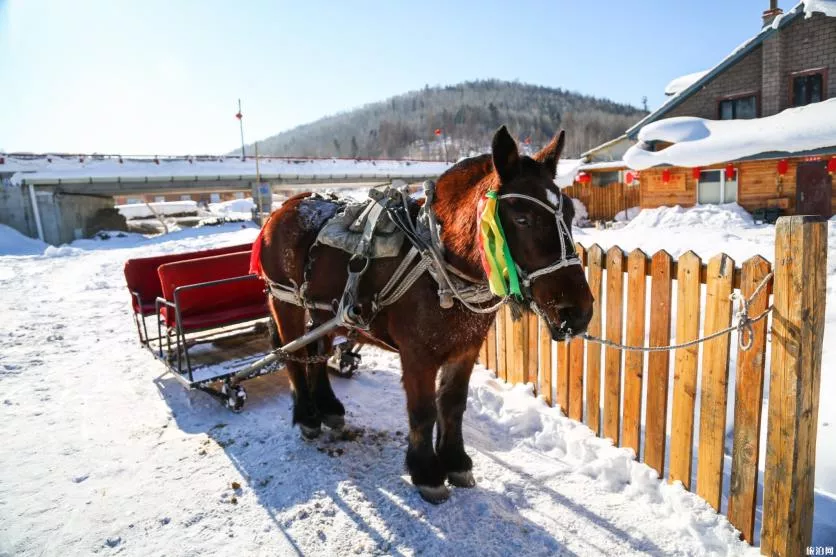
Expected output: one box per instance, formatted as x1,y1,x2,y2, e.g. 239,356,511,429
328,343,361,379
222,381,247,412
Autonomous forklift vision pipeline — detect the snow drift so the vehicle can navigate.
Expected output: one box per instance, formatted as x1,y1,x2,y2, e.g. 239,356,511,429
0,224,47,256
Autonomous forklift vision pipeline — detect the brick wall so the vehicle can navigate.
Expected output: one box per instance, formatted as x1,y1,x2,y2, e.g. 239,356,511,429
665,47,763,120
663,12,835,120
773,13,836,113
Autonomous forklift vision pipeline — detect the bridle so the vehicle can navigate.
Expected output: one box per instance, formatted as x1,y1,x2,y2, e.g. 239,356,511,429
494,189,582,313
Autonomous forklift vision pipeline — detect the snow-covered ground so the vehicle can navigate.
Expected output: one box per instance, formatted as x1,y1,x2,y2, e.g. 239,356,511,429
0,202,833,554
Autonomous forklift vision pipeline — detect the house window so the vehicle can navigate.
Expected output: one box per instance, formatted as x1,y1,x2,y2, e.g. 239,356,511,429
234,192,245,199
718,95,758,120
592,171,620,186
792,72,824,106
210,193,221,203
180,194,192,201
154,195,166,203
697,169,738,204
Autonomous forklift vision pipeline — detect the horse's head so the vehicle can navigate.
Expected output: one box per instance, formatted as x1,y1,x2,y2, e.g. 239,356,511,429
490,126,593,340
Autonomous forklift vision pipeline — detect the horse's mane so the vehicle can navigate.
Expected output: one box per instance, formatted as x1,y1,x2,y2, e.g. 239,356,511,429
432,154,498,276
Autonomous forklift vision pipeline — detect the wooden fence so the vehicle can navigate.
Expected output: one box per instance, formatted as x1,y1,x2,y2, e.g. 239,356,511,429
562,181,640,222
477,216,826,555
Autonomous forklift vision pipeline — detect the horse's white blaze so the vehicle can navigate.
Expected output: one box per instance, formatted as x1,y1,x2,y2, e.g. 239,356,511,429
545,189,559,206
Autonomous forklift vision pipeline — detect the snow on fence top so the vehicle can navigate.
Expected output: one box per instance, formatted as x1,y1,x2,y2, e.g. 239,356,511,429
664,71,708,96
0,155,452,186
623,98,836,170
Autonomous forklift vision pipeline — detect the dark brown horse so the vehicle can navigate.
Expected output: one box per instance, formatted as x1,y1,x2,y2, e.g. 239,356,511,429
257,126,593,502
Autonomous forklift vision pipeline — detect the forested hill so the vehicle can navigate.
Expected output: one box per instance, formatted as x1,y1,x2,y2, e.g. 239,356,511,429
241,80,647,160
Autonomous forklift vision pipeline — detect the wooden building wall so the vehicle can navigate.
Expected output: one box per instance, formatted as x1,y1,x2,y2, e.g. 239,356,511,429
639,156,836,215
563,182,640,222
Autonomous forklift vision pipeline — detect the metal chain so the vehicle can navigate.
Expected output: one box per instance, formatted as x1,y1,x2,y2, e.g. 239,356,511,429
273,347,333,364
581,271,774,353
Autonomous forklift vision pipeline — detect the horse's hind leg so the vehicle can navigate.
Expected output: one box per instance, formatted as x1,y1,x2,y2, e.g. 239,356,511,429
269,299,321,438
436,348,479,488
305,325,345,430
400,348,448,503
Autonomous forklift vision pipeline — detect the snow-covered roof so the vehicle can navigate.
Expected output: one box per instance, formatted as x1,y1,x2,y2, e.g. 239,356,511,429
664,71,708,96
0,155,451,186
805,0,836,17
555,159,584,188
577,160,628,172
623,98,836,170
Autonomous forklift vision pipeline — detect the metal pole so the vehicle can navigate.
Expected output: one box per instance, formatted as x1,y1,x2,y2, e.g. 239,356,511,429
238,99,246,160
254,141,263,226
232,314,343,381
442,131,448,163
27,183,45,242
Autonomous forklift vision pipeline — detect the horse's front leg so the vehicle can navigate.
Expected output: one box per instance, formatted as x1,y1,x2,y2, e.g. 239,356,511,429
306,329,345,430
400,348,448,503
436,348,478,488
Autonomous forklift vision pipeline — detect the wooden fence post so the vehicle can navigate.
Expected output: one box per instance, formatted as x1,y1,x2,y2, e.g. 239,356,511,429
585,244,605,435
728,256,771,544
761,216,827,556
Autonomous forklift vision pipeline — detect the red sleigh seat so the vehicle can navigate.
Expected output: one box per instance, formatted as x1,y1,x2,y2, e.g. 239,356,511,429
156,251,268,333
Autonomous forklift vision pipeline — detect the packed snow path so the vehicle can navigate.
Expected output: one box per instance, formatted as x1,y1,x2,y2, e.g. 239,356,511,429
0,222,790,556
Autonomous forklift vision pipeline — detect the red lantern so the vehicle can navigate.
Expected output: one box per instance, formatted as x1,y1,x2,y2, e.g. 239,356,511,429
692,167,701,180
235,112,243,120
662,169,672,184
725,163,735,180
625,171,634,185
828,157,836,175
577,172,591,184
434,128,442,136
777,159,789,176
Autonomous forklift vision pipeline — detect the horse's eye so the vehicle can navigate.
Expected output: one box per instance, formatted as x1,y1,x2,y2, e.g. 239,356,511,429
514,216,530,227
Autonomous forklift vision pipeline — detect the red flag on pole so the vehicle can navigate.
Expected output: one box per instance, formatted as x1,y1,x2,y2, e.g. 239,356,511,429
235,112,243,120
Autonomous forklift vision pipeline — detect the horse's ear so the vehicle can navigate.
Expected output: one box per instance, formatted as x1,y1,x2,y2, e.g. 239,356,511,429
533,130,566,179
491,125,520,184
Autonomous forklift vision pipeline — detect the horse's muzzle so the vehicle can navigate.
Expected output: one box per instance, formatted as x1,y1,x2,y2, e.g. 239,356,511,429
548,305,593,341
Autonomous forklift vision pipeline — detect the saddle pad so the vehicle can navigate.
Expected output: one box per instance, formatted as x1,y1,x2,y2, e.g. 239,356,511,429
316,199,405,259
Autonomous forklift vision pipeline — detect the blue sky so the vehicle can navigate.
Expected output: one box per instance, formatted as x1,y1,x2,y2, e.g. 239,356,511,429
0,0,799,155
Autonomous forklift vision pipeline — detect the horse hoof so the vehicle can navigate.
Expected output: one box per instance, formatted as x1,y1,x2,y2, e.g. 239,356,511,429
417,484,450,504
321,414,345,430
447,470,476,488
299,424,322,439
